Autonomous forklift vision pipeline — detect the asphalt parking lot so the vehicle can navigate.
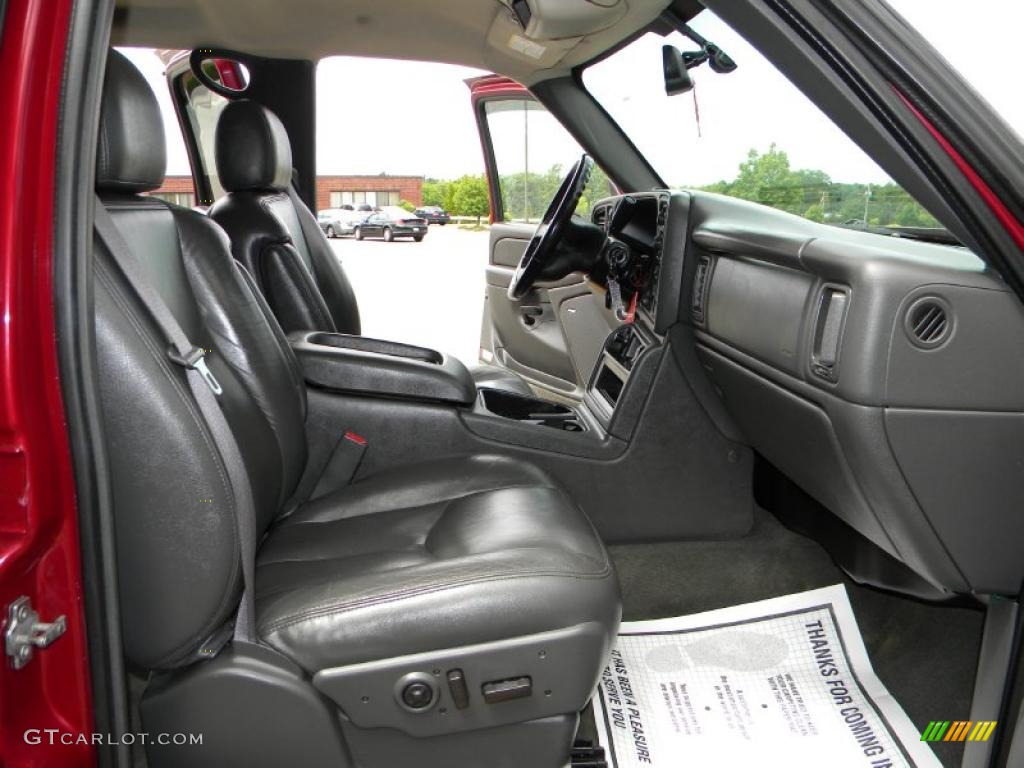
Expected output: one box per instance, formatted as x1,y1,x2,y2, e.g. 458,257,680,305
327,224,492,366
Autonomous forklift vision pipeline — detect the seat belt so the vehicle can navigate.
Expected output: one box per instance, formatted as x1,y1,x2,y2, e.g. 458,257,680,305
286,182,333,257
93,197,257,645
309,431,368,502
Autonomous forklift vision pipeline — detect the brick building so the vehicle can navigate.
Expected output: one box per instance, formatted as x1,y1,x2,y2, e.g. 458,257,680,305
151,176,198,207
151,174,424,210
316,175,423,210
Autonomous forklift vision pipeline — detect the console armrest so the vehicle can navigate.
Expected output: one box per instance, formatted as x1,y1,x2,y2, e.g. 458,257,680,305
289,331,475,405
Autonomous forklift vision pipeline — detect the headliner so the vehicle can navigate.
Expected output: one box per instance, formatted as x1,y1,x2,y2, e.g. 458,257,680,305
111,0,684,84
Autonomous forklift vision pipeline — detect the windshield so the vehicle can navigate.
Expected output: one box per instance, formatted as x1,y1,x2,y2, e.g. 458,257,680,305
583,3,1021,238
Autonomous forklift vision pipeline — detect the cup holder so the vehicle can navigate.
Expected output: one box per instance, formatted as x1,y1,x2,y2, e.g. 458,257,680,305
479,389,585,432
536,417,584,432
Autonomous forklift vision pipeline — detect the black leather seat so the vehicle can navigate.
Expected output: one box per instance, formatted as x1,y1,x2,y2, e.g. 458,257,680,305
257,454,617,672
93,51,619,767
208,99,533,396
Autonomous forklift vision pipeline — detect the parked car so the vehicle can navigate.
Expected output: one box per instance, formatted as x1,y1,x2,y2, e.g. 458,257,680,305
353,206,428,242
316,208,356,238
414,205,451,225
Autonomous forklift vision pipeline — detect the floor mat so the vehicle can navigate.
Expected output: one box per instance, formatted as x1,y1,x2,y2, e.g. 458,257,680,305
594,585,941,768
601,508,984,767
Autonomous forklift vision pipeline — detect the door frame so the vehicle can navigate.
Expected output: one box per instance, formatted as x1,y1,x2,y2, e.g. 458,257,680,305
466,74,532,225
467,75,623,396
0,0,98,764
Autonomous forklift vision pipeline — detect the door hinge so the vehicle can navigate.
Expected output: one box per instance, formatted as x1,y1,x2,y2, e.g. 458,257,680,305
5,596,66,670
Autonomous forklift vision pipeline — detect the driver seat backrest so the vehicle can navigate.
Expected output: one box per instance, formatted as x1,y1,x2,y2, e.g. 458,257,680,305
208,99,362,336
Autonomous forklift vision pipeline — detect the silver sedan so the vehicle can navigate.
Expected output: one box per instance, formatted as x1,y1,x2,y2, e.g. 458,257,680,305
316,208,360,238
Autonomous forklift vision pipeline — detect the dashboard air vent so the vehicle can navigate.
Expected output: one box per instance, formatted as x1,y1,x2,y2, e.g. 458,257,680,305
905,297,951,348
592,204,610,230
691,256,711,322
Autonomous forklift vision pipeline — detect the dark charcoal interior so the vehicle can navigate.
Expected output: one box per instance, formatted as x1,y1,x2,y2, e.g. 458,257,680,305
62,0,1024,763
92,50,1015,768
477,388,586,431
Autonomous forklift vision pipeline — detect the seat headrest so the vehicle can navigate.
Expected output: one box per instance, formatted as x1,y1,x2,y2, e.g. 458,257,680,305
96,50,166,193
215,100,293,192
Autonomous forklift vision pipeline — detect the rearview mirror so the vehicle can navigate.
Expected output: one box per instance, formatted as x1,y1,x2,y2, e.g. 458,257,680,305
707,45,738,74
662,45,693,96
189,49,252,97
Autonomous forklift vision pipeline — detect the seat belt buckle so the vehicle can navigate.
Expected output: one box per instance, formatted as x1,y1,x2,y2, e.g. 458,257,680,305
309,431,368,500
168,346,224,396
192,620,234,662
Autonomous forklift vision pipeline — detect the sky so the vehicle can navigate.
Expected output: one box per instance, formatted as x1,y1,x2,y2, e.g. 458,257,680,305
123,0,1023,188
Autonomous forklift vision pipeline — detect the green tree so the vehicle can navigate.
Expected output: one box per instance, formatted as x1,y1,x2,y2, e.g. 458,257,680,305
729,144,803,211
803,203,825,223
451,174,490,225
500,164,564,222
576,164,615,217
693,145,939,229
421,179,450,208
442,182,459,215
699,180,731,196
790,169,832,214
398,199,416,213
497,162,614,222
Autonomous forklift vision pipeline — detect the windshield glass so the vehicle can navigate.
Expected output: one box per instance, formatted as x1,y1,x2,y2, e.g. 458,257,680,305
583,3,1021,236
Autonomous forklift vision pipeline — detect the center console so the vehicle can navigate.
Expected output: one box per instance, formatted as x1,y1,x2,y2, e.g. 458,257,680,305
290,191,686,446
584,323,651,428
289,331,476,405
285,188,753,547
476,388,586,432
290,189,689,448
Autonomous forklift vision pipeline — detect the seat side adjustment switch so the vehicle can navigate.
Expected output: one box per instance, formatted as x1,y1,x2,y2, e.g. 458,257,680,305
394,671,438,712
402,681,434,709
446,668,470,709
481,676,532,704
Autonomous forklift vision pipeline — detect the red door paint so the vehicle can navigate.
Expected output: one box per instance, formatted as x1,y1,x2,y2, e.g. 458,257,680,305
896,90,1024,251
0,0,94,765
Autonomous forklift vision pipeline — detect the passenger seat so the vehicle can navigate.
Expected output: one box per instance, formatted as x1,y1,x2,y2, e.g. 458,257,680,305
93,50,619,768
208,99,535,396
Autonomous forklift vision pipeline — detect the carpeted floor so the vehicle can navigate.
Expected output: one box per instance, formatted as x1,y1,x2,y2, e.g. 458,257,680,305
582,506,985,767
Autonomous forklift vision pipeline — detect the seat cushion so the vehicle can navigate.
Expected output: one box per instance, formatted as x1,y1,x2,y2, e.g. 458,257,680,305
255,454,620,672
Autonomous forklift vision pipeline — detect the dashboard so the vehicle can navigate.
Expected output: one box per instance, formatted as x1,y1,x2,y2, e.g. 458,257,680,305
583,193,682,427
591,192,681,333
589,189,1024,598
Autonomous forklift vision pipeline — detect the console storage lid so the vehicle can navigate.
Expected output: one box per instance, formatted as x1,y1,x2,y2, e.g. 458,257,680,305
289,331,475,405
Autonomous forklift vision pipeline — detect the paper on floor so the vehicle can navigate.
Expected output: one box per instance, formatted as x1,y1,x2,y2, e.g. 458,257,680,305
594,584,940,768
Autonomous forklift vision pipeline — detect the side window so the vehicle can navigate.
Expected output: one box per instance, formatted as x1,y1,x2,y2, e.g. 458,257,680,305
179,71,229,205
484,100,614,223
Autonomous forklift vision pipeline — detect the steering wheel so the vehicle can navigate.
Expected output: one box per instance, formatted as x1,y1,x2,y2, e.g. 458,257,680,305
508,154,594,300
